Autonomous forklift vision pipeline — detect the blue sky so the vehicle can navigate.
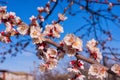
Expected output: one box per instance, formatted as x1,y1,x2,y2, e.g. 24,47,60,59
0,0,120,73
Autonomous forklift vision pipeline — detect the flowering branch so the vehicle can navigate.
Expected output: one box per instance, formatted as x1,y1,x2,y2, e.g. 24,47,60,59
0,0,120,80
44,38,120,78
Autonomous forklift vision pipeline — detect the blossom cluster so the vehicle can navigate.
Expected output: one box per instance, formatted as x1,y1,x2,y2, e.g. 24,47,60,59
43,23,64,38
0,1,66,73
67,60,85,80
39,48,58,71
60,34,83,56
37,0,56,14
0,0,64,43
86,39,102,62
39,34,83,73
88,64,107,80
0,6,29,43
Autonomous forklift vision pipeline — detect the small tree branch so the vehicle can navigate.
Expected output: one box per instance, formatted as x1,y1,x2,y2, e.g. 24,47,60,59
44,38,120,78
87,0,120,5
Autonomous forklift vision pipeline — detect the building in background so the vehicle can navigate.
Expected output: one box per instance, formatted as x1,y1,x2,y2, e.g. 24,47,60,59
0,70,34,80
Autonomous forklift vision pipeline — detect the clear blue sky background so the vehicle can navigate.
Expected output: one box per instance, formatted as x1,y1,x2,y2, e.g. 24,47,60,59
0,0,120,73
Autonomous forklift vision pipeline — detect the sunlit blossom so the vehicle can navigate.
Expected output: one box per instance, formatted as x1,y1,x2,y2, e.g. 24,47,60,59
37,7,44,13
17,22,29,35
0,6,7,12
46,48,58,58
46,58,58,70
98,67,108,79
51,0,56,2
5,22,12,33
0,6,7,23
8,12,16,19
88,64,107,79
70,60,84,69
64,34,75,46
39,63,48,72
44,24,63,38
53,23,64,33
15,17,21,24
67,67,80,73
90,47,102,62
63,34,83,56
86,39,97,48
0,33,11,43
10,29,18,36
0,33,6,42
52,30,60,38
39,16,44,22
76,74,85,80
111,64,120,74
29,15,37,22
86,39,102,62
44,7,50,14
89,64,100,76
64,45,77,56
43,24,53,36
58,13,67,21
30,25,42,38
72,37,82,51
32,34,45,44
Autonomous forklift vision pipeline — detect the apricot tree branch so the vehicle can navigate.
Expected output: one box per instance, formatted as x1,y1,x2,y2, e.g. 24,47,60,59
44,38,120,78
39,0,59,27
87,0,120,5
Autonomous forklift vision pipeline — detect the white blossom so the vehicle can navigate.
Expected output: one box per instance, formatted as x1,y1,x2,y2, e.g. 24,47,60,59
76,75,85,80
44,24,63,38
30,25,42,38
47,59,58,70
70,60,84,69
0,33,11,43
29,15,36,21
5,22,12,33
67,67,80,73
9,12,16,18
86,39,97,48
0,6,7,12
17,22,29,35
54,23,64,33
86,39,102,62
39,16,44,22
37,7,44,12
64,34,75,46
58,13,67,21
63,34,83,56
45,7,50,14
72,37,82,51
15,17,21,24
88,64,100,76
64,45,77,56
51,0,56,2
32,34,45,44
111,64,120,74
0,6,7,23
46,48,58,58
39,63,48,72
89,64,107,79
